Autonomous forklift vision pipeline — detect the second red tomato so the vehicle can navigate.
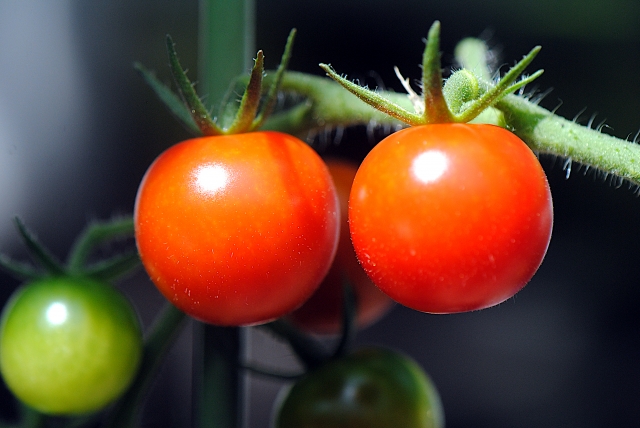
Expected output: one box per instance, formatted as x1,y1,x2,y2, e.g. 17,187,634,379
287,159,393,334
349,124,553,314
135,132,340,326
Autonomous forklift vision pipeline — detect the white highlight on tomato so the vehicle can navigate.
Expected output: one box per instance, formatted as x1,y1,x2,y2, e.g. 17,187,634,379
46,302,68,325
194,164,229,194
412,150,449,184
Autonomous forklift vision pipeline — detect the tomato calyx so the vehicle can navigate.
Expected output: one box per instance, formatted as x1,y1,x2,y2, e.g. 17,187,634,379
136,30,296,136
319,21,543,126
0,217,139,283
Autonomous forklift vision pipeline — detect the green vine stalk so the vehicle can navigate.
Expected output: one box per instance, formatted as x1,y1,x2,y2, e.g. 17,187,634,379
259,46,640,186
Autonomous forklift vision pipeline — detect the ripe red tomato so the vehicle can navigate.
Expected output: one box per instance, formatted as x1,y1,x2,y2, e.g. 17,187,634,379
349,124,553,313
287,159,393,334
0,276,142,415
273,347,444,428
134,131,340,326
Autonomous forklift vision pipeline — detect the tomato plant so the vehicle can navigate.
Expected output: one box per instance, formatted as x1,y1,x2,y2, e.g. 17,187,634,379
0,276,143,415
349,124,553,313
273,347,444,428
287,159,393,334
134,131,340,326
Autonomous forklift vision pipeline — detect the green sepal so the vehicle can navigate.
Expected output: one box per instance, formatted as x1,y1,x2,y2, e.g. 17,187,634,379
227,28,297,133
319,21,542,127
14,217,65,277
166,35,222,136
66,217,136,274
319,63,423,125
0,254,41,281
251,29,297,130
453,46,543,123
225,50,265,134
83,251,141,283
161,30,296,136
133,62,201,135
421,21,454,123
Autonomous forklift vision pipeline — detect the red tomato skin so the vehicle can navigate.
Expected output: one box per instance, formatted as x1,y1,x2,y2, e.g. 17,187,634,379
349,124,553,313
287,160,393,334
134,132,340,326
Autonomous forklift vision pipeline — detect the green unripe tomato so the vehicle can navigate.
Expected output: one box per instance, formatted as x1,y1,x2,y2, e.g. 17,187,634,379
0,276,143,415
273,348,444,428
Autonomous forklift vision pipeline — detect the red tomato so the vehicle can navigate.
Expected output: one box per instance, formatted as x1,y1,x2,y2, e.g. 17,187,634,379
287,159,393,334
134,132,340,326
349,124,553,313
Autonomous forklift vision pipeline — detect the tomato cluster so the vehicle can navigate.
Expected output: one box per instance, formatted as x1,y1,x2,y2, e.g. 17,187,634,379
131,121,551,426
136,123,552,324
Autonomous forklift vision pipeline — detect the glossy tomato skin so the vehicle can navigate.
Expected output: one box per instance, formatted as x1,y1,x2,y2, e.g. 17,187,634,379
0,276,143,415
135,131,340,326
274,347,444,428
287,159,393,334
349,124,553,313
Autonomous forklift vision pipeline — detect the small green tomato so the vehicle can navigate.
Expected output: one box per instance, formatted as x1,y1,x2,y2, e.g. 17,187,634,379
0,276,143,415
273,348,444,428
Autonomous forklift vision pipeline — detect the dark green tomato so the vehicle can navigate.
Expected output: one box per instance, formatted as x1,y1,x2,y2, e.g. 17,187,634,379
0,276,143,415
274,348,444,428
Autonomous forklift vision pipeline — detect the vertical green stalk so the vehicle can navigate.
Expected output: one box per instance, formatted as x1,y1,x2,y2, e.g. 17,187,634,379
195,1,255,428
198,0,255,106
193,325,244,428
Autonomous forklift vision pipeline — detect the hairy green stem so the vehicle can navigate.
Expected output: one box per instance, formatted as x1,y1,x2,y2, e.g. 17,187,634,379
454,37,640,185
262,71,408,135
499,94,640,184
267,70,640,186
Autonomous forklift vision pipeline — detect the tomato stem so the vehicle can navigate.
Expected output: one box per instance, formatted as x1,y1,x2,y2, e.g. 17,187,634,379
330,279,358,360
198,0,255,109
193,325,244,428
454,38,640,186
263,36,640,186
66,217,136,274
82,252,140,283
499,93,640,185
262,320,332,370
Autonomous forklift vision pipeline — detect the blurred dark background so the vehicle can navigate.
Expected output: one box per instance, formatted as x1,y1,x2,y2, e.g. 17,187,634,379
0,1,639,427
